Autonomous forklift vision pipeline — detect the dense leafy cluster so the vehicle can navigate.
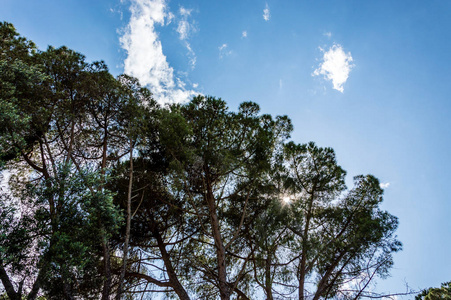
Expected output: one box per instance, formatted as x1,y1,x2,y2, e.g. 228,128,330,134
415,282,451,300
0,22,402,300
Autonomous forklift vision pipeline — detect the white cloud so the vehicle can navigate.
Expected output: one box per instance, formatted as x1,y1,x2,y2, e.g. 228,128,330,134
380,182,390,189
177,20,190,40
263,3,270,21
192,83,198,88
185,42,196,69
313,44,354,93
179,7,192,16
176,6,197,69
242,30,247,38
120,0,197,104
219,43,232,58
176,7,194,40
166,11,174,24
324,31,332,38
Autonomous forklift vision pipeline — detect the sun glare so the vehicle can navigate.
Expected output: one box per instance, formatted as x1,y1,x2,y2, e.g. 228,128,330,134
282,196,292,205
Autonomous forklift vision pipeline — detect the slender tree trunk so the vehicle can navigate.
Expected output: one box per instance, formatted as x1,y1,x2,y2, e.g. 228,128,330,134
100,123,108,175
98,121,113,300
65,119,76,165
101,237,112,300
0,264,20,300
265,252,273,300
298,254,306,300
205,172,230,300
154,229,191,300
299,192,315,300
117,140,133,299
27,270,42,300
312,251,347,300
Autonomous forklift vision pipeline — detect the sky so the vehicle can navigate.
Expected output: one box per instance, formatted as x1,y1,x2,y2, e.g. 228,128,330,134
2,0,451,297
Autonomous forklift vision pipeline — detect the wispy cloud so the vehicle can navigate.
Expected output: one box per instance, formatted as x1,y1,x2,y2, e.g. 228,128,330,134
313,44,354,93
166,11,174,25
177,20,190,40
119,0,196,104
179,6,191,17
263,3,270,21
176,6,197,69
109,5,124,20
219,43,232,59
380,182,390,189
242,30,247,38
185,43,196,69
176,7,193,40
324,31,332,38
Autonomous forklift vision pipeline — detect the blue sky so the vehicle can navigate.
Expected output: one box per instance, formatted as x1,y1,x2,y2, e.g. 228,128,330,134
2,0,451,296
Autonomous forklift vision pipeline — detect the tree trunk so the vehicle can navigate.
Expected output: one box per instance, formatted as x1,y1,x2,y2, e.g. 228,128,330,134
27,271,41,300
0,265,20,300
116,140,133,299
99,119,112,300
205,172,230,300
101,237,112,300
65,119,75,165
154,229,191,300
298,191,315,300
265,252,273,300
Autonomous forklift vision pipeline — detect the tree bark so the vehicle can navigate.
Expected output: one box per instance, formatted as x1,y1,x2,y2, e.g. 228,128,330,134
298,190,316,300
265,252,273,300
116,140,133,299
0,264,20,300
101,237,112,300
154,229,191,300
205,170,230,300
27,271,41,300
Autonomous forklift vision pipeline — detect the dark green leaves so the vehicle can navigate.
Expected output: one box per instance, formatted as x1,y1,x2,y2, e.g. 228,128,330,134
416,281,451,300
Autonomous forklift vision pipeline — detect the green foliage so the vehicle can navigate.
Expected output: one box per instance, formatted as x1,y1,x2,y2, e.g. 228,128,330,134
416,282,451,300
30,164,120,299
0,193,36,275
0,164,121,299
0,22,403,300
0,22,36,62
0,22,47,167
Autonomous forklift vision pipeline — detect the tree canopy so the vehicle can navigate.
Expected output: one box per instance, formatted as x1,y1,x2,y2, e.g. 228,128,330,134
0,21,402,300
416,282,451,300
